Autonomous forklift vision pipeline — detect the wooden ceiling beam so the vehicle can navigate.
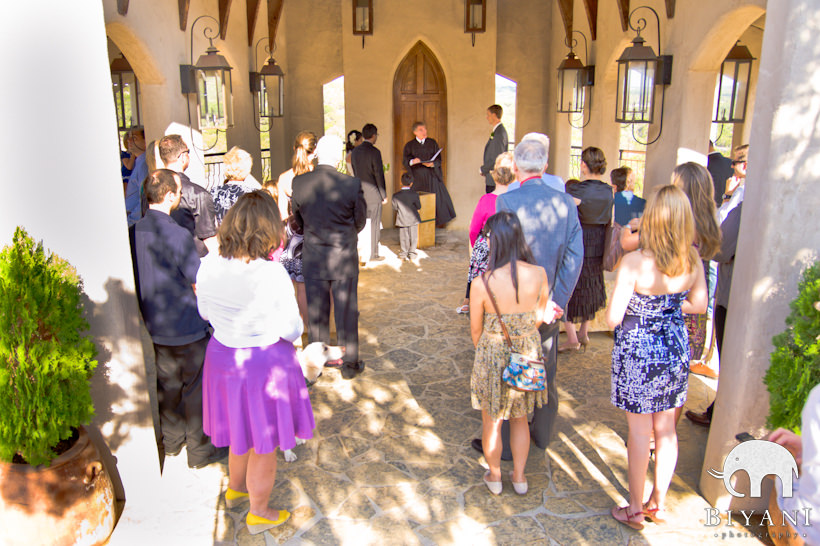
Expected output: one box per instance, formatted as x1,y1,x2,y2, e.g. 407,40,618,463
247,0,262,46
556,0,573,43
267,0,284,55
666,0,675,18
616,0,629,31
218,0,233,40
117,0,129,16
582,0,598,40
178,0,190,31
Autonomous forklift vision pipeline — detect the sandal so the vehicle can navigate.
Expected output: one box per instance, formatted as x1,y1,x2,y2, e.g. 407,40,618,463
483,471,502,495
509,471,528,495
456,305,470,315
611,505,644,530
643,504,668,524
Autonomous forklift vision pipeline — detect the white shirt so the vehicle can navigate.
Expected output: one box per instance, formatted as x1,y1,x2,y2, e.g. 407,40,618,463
718,184,744,223
416,137,426,145
196,255,303,348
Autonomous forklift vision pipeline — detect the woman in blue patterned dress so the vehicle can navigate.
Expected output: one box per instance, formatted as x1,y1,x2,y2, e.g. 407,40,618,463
605,185,707,529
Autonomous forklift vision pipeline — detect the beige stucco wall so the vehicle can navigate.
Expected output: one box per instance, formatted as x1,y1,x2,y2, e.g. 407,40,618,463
701,0,820,511
3,0,159,535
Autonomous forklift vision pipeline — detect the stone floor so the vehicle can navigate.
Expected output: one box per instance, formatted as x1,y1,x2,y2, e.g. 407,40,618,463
127,228,765,546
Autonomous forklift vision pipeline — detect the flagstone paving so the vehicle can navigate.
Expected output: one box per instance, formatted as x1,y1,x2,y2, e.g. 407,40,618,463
132,228,763,546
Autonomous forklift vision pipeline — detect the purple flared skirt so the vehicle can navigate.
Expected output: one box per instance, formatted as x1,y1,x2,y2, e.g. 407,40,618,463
203,337,315,454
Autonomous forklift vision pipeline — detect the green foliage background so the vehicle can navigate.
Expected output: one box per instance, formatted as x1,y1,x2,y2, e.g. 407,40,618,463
765,261,820,433
0,228,97,466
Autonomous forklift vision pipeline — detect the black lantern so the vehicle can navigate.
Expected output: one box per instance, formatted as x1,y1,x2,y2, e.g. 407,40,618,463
111,55,141,131
465,0,486,47
353,0,373,48
180,16,234,131
250,38,285,124
557,31,593,117
713,42,755,123
615,6,673,144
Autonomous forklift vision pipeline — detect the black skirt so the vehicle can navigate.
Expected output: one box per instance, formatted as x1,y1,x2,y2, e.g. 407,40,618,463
566,224,607,322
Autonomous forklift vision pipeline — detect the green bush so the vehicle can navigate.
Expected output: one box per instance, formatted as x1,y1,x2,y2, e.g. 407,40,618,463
0,227,97,466
765,261,820,433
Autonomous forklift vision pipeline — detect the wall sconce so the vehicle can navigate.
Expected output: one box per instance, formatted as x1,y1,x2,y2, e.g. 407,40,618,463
615,6,673,144
556,30,594,127
110,55,141,131
352,0,373,49
713,41,755,124
180,15,234,131
465,0,486,47
250,38,284,128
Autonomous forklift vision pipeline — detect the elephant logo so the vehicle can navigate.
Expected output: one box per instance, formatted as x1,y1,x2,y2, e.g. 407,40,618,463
708,440,799,498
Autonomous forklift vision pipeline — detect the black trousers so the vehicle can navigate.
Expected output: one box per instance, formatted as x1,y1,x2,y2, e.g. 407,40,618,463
501,321,559,457
704,304,729,418
305,275,359,364
153,335,214,465
398,225,418,258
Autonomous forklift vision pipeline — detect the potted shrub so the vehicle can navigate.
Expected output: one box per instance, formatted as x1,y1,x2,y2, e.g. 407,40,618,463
765,261,820,432
0,227,115,545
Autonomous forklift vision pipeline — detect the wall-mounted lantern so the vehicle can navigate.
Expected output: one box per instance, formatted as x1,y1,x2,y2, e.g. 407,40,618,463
111,55,141,131
556,30,594,127
353,0,373,49
250,38,285,128
615,6,673,144
180,15,233,131
465,0,486,47
713,42,755,124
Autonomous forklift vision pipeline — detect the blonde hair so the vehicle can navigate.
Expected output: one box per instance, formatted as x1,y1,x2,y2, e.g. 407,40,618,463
671,162,721,260
145,140,162,172
639,185,700,277
292,131,318,176
223,146,252,182
490,151,515,186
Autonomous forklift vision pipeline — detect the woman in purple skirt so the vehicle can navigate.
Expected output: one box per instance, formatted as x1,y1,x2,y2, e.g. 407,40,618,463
196,190,314,535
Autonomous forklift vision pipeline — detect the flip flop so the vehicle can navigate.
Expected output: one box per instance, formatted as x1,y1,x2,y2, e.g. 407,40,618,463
611,505,644,530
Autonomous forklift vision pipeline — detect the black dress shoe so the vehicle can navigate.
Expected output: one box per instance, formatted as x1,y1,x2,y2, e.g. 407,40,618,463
341,361,365,380
470,438,512,461
189,446,229,469
685,409,712,427
165,445,183,457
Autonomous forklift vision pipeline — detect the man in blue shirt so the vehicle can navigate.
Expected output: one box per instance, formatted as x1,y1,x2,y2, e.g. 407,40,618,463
124,127,147,226
133,168,226,468
505,132,565,193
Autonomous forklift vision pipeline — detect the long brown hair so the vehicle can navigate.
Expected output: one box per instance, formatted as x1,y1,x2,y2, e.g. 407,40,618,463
639,185,700,277
292,131,317,176
671,162,721,260
218,190,284,260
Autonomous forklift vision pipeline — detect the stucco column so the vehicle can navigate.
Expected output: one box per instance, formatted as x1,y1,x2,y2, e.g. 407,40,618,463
700,0,820,510
2,0,161,537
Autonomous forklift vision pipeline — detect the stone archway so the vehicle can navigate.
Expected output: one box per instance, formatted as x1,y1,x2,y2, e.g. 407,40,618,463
392,41,447,193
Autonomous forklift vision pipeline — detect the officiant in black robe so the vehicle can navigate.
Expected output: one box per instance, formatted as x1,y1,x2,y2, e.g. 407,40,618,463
402,121,456,226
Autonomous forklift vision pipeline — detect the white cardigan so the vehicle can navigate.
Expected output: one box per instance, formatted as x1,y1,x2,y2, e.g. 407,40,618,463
196,255,303,348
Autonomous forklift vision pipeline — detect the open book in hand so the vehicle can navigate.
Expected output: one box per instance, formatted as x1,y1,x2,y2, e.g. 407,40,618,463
420,148,442,163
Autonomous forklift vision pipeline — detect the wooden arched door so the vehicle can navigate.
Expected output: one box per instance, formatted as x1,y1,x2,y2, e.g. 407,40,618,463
393,42,447,193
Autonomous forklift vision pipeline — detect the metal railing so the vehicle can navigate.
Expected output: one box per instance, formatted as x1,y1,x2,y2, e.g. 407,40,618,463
203,148,272,191
618,149,646,194
569,146,582,180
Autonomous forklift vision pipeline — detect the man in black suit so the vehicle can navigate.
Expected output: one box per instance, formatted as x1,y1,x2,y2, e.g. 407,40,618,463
351,123,387,263
707,140,733,207
480,105,509,193
292,135,368,379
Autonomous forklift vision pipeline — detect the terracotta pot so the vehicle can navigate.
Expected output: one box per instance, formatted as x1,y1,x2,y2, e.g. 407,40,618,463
0,426,116,546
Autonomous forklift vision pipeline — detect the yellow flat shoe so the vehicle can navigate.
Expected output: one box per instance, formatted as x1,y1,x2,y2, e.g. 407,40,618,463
225,487,249,509
246,510,291,534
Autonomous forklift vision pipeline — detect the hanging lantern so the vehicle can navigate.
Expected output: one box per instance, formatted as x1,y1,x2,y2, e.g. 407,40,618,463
465,0,486,46
110,55,141,130
353,0,373,47
194,40,233,129
713,42,755,123
557,51,587,114
256,57,285,119
615,33,658,124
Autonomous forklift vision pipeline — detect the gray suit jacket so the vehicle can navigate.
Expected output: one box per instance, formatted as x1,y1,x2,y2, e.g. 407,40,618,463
496,178,583,309
481,124,508,187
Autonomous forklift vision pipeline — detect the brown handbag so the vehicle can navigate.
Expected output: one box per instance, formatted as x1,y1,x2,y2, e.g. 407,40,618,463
603,222,624,272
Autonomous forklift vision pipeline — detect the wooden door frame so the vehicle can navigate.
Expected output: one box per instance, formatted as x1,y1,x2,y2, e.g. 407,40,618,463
392,41,447,193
